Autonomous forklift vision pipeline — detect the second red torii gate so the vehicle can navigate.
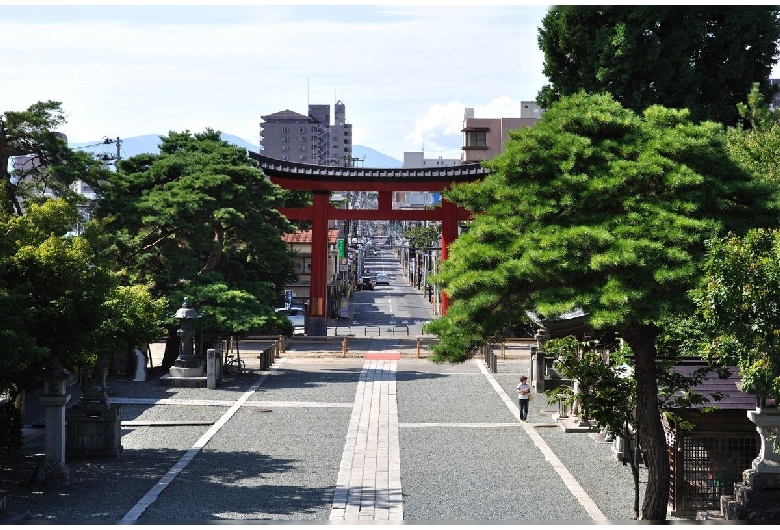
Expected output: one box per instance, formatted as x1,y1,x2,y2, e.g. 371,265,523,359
249,152,490,336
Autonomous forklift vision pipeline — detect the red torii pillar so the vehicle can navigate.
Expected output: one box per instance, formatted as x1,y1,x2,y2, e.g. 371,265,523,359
439,198,458,315
308,191,330,336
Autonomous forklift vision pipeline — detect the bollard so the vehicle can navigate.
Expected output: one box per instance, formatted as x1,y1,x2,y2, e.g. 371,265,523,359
206,349,217,389
416,338,421,359
501,341,506,360
342,336,348,357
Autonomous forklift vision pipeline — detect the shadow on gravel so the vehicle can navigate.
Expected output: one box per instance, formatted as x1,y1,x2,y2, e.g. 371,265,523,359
161,449,335,520
1,446,335,521
258,366,448,392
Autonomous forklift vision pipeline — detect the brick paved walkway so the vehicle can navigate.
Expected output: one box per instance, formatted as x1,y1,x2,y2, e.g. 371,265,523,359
330,357,402,521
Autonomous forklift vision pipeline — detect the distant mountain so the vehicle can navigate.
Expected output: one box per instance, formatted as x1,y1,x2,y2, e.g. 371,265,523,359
70,134,402,167
352,146,402,168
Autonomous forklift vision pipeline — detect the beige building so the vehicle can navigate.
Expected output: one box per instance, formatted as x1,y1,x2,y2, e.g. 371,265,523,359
260,101,353,166
281,228,341,315
461,101,542,164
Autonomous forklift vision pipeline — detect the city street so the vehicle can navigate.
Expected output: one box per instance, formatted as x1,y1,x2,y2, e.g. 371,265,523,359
330,247,436,338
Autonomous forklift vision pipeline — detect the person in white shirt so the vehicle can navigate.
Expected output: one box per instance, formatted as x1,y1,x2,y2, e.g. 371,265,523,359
516,375,530,422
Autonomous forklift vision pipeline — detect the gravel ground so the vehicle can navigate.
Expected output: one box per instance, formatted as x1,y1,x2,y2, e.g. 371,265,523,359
2,355,669,523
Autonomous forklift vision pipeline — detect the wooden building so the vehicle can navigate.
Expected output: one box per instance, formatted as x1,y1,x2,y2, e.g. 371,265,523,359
662,362,758,517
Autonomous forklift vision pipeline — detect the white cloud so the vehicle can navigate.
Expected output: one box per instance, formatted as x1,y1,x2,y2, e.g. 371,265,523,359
1,5,551,162
401,96,530,159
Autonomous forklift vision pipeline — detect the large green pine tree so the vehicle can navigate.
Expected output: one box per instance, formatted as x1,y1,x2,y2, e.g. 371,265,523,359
428,92,779,519
92,129,298,365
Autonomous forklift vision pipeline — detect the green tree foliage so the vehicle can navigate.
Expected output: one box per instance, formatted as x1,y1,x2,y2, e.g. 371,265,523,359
427,92,778,520
695,229,780,407
545,333,728,519
0,101,109,215
726,82,780,183
543,337,642,517
92,129,297,357
537,8,780,127
0,199,164,397
403,224,440,250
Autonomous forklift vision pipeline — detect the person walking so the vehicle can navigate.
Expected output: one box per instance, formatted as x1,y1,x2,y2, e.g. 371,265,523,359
517,375,530,422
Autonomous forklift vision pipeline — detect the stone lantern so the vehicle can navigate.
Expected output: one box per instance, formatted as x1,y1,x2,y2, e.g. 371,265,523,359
165,297,205,383
32,362,72,486
174,297,199,369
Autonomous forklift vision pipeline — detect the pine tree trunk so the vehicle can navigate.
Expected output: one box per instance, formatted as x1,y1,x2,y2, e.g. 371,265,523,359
622,322,669,521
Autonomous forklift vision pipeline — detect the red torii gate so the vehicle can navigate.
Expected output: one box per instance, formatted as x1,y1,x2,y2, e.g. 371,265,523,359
248,153,489,336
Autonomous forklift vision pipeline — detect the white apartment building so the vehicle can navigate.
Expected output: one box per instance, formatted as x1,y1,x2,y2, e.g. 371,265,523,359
260,101,353,166
402,151,460,168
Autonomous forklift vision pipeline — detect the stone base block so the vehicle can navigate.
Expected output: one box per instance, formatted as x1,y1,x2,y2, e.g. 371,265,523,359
158,374,207,388
30,461,71,488
744,469,780,489
168,366,203,378
724,500,780,521
720,469,780,520
66,403,122,457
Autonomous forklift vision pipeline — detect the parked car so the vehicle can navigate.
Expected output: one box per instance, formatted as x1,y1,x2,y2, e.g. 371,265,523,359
276,307,305,335
361,276,374,290
375,273,390,286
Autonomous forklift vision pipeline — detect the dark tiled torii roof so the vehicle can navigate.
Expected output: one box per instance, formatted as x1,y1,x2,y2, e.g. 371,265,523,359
248,152,492,184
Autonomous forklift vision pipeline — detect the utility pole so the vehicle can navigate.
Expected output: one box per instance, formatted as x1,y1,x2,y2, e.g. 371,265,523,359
102,136,122,163
95,137,122,169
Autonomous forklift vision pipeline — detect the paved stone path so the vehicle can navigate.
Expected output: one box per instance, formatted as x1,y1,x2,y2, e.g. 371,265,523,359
330,358,402,521
14,342,626,522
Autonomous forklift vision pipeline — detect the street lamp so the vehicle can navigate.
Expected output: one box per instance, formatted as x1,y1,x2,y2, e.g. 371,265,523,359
174,297,199,368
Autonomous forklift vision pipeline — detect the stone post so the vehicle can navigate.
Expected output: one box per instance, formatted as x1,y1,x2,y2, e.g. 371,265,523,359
532,328,549,393
206,349,217,389
133,346,147,382
33,365,71,486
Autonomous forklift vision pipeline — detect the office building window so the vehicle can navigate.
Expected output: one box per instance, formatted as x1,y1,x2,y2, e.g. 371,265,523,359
282,146,289,152
299,146,306,151
299,127,306,133
464,130,488,147
299,155,306,161
282,127,289,133
282,155,289,160
281,136,289,142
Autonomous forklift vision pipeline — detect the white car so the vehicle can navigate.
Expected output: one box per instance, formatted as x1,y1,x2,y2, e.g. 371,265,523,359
276,307,305,335
375,273,390,286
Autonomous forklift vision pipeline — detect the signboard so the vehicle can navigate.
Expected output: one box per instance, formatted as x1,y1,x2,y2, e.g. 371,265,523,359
285,289,293,310
339,257,348,272
340,299,349,318
338,239,345,259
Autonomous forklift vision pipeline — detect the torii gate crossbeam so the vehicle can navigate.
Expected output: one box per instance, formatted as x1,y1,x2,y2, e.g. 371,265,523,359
249,152,489,336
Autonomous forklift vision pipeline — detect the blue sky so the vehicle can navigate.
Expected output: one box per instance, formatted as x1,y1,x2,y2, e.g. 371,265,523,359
1,4,552,161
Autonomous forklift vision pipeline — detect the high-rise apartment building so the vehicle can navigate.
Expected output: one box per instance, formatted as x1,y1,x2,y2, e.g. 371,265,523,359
260,101,353,166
